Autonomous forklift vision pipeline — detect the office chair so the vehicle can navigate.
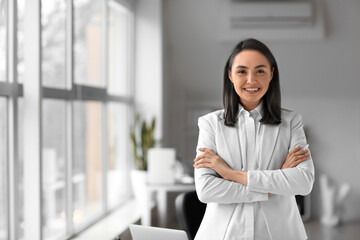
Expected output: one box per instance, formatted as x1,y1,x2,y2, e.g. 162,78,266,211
175,191,206,240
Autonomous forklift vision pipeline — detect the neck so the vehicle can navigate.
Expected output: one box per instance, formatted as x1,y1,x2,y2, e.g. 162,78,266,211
241,101,261,112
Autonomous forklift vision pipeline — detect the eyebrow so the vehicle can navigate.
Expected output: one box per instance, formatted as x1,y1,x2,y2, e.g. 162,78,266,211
235,65,268,69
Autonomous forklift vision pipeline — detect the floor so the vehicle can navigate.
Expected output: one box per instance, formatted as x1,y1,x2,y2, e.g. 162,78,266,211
305,220,360,240
73,200,360,240
119,218,360,240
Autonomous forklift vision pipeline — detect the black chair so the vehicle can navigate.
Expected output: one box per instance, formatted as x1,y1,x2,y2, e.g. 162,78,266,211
175,191,206,240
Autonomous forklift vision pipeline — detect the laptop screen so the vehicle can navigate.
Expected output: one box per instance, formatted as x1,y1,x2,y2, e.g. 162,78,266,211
129,224,189,240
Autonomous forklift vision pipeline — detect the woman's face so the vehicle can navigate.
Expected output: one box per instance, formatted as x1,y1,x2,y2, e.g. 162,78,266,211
228,50,274,111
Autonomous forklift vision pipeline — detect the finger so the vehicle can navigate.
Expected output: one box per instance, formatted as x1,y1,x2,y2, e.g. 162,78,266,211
193,158,210,166
194,163,206,168
286,156,304,166
293,158,307,166
193,162,203,168
206,150,216,156
199,148,216,155
194,152,212,162
198,147,211,152
293,153,310,162
293,155,310,166
194,153,207,162
288,146,301,157
289,145,301,154
193,159,210,168
290,151,309,161
293,150,309,156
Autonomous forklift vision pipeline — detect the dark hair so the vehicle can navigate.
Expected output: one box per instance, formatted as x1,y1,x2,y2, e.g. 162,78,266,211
223,38,281,127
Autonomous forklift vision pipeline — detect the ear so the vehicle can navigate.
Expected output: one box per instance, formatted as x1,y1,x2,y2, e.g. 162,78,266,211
270,67,274,80
228,69,233,82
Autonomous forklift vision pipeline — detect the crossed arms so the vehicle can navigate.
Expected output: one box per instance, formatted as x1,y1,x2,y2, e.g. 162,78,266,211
194,114,315,204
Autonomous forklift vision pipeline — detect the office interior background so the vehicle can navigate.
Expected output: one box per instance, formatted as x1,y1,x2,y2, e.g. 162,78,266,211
1,0,360,239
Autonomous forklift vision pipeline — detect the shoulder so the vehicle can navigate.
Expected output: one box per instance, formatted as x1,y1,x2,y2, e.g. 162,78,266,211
198,109,224,124
197,109,224,132
281,108,303,126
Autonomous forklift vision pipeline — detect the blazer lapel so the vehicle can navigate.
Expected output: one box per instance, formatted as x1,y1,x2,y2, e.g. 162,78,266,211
260,123,281,169
218,119,243,171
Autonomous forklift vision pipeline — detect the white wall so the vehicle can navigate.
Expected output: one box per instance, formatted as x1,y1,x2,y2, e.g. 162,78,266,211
163,0,360,221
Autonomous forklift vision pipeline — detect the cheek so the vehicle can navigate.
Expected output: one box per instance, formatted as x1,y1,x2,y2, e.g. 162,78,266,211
231,77,245,88
232,81,245,94
260,76,271,88
259,81,271,96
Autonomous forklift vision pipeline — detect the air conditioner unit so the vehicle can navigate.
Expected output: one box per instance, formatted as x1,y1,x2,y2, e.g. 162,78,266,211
217,0,325,41
230,0,313,28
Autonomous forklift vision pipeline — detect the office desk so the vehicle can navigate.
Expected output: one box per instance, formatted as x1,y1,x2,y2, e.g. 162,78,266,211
142,182,195,227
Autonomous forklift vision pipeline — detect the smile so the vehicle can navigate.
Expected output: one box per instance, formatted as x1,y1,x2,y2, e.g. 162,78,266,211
244,88,260,92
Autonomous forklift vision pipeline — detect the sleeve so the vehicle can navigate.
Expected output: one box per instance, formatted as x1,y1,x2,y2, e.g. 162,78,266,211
247,113,315,196
194,116,269,204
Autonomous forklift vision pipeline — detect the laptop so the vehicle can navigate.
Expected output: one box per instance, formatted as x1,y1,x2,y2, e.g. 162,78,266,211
129,224,189,240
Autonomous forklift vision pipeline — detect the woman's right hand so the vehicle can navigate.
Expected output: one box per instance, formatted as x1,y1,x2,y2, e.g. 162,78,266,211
281,146,310,169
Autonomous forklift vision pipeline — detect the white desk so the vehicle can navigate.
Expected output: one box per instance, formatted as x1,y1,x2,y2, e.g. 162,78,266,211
142,182,195,227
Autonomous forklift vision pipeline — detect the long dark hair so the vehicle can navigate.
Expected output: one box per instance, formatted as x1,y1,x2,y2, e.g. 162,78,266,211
223,38,281,127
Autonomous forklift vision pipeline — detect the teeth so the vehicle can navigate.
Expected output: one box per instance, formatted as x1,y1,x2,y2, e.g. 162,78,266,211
245,88,259,92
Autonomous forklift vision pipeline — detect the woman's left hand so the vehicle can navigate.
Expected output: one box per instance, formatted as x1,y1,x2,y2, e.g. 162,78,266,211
193,148,233,180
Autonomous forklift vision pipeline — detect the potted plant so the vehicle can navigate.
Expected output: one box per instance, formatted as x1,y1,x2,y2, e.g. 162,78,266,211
130,113,157,207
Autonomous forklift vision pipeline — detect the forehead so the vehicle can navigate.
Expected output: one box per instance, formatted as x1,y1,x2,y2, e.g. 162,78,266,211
232,50,270,67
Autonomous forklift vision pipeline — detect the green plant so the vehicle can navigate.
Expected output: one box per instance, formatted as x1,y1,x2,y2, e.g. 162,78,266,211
130,114,156,171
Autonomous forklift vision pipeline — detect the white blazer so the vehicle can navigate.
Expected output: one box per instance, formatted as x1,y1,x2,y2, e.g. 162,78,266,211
194,108,315,240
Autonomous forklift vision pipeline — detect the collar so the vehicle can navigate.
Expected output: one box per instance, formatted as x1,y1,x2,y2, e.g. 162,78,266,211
220,101,263,120
238,101,263,119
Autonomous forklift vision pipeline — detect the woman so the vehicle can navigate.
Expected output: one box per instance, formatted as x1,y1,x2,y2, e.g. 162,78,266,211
193,38,314,240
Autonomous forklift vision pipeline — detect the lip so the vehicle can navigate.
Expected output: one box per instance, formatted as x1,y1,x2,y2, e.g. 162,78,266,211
243,88,260,93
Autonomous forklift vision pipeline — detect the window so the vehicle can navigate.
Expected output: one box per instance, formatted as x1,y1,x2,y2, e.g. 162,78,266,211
108,2,131,96
73,101,103,226
41,0,67,88
74,0,104,87
40,0,134,238
42,100,67,239
0,0,6,82
107,103,131,208
17,0,25,84
0,98,7,240
0,0,8,233
3,0,134,239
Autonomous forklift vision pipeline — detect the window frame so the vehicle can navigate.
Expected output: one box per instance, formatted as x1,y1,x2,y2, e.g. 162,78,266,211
3,0,23,239
3,0,135,239
39,0,135,238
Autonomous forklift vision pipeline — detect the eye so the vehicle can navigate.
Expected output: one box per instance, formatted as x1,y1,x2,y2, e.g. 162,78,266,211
238,70,246,74
257,69,266,74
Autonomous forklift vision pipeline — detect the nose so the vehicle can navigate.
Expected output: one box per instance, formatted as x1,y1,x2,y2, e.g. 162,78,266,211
247,73,257,84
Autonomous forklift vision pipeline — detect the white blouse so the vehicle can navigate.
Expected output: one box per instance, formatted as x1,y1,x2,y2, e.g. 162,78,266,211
224,102,271,240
